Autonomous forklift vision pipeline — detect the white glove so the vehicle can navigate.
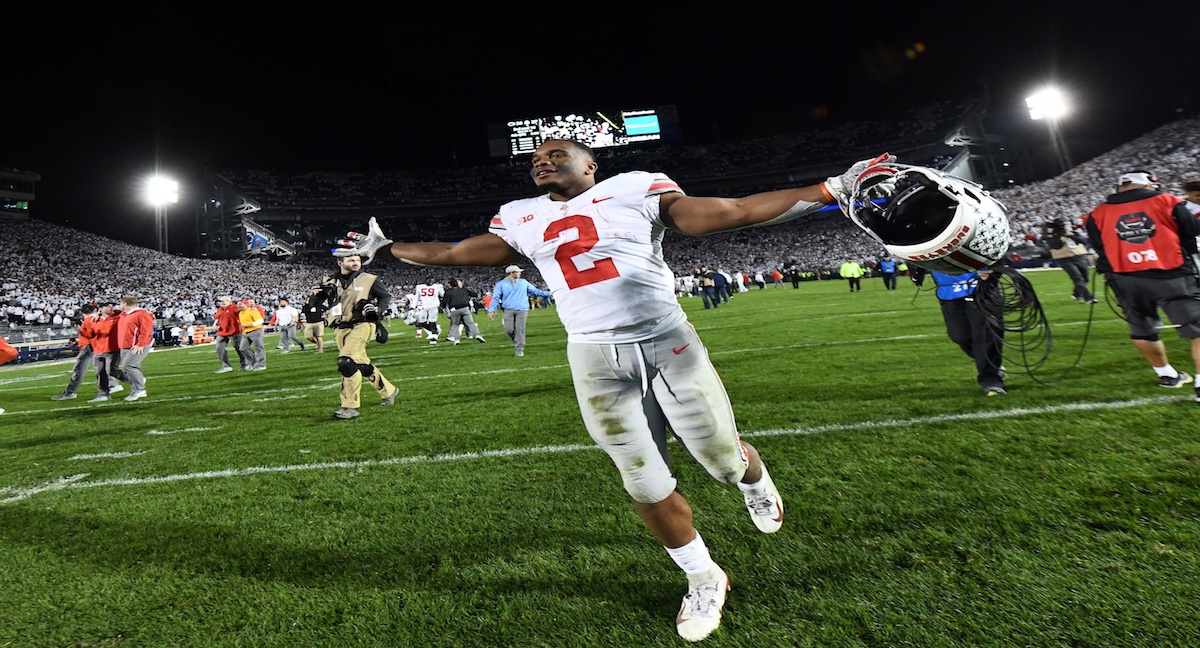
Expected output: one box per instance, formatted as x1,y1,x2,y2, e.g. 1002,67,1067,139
823,153,897,209
334,217,393,265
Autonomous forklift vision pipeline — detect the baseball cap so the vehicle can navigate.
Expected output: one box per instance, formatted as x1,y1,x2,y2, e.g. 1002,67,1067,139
505,265,523,273
1118,171,1157,186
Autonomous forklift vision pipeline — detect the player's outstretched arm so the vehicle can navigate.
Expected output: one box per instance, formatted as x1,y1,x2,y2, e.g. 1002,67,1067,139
335,217,522,268
660,154,894,236
660,184,830,236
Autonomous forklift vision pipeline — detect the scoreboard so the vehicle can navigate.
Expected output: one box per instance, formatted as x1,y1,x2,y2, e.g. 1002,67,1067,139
488,106,678,158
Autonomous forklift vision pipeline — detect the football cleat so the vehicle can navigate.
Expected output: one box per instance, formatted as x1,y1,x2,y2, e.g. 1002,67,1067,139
676,566,730,642
381,388,398,406
1160,371,1192,388
743,463,784,533
332,407,360,419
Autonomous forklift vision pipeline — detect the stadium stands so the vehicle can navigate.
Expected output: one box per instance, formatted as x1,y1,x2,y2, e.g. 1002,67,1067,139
3,108,1197,356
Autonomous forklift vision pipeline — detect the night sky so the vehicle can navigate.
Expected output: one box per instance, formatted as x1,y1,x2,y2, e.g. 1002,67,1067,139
6,5,1193,252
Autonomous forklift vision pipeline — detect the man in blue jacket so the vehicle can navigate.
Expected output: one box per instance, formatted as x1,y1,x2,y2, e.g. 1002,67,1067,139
487,265,552,357
930,267,1006,396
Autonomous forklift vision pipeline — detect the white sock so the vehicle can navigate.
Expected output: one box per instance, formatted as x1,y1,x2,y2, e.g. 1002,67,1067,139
665,532,716,576
1153,365,1178,378
737,464,771,495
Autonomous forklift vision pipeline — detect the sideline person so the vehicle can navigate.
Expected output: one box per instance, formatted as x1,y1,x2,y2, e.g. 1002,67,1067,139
307,254,399,419
487,265,551,357
1085,171,1200,398
116,295,153,401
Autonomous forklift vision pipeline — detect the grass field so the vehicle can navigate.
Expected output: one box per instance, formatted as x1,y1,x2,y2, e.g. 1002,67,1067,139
1,270,1197,647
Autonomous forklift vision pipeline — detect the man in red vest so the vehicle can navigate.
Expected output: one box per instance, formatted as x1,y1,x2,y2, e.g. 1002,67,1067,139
1085,171,1200,401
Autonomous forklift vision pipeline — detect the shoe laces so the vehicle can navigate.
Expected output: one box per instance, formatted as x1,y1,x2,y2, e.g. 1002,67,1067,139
745,492,778,517
680,580,723,619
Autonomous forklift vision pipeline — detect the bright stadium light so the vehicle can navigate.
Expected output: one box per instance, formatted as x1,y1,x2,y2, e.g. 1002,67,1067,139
146,175,179,254
1026,86,1073,174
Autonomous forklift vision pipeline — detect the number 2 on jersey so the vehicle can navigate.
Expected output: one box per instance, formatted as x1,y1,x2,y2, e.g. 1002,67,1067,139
544,215,620,289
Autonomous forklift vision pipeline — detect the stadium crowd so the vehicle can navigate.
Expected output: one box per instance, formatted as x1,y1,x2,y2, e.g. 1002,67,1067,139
3,115,1197,350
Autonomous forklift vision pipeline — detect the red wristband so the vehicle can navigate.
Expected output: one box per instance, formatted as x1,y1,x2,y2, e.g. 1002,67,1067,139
819,182,836,204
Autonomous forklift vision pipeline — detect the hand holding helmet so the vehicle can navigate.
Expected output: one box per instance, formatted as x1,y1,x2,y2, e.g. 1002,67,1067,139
823,153,898,208
842,163,1011,274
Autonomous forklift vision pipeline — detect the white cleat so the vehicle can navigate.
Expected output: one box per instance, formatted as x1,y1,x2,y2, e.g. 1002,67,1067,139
109,384,124,394
743,463,784,533
676,566,730,642
124,390,148,402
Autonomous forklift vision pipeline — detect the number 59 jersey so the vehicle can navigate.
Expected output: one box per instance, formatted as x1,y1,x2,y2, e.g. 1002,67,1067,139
489,171,687,343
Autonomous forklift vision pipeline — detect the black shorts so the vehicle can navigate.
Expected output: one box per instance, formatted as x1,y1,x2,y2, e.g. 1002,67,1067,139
1109,273,1200,340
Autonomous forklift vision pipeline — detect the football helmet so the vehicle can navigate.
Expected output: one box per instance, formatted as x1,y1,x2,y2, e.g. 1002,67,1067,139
844,164,1011,273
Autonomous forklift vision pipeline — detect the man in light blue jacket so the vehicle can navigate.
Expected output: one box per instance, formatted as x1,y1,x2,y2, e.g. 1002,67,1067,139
487,265,551,357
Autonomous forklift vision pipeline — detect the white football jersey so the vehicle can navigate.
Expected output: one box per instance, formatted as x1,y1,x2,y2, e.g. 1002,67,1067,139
489,171,687,342
416,283,444,310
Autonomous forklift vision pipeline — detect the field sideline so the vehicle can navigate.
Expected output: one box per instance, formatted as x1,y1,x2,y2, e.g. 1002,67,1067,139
1,271,1197,647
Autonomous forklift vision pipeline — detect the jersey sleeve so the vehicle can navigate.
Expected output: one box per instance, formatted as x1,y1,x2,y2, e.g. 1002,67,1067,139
643,172,684,225
646,172,684,198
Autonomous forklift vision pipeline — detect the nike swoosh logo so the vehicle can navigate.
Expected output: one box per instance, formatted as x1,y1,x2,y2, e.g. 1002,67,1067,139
672,344,689,354
592,197,613,203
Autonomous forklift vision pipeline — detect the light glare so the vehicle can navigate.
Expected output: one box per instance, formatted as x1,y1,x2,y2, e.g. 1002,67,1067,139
1026,87,1069,121
146,176,179,206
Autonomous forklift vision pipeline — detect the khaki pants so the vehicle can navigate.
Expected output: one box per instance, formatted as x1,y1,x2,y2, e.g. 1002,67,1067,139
335,323,395,408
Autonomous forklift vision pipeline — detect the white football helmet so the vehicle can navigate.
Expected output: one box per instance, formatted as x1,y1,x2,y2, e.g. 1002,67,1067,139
844,164,1011,273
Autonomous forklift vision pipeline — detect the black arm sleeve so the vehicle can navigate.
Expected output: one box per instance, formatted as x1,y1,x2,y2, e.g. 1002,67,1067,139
1085,215,1110,274
369,282,392,315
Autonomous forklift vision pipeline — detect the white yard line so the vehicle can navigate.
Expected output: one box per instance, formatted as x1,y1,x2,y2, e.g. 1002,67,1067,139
147,426,221,436
67,451,147,461
0,395,1182,505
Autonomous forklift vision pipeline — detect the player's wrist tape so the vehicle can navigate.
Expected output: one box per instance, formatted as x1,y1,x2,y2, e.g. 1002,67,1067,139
754,198,824,227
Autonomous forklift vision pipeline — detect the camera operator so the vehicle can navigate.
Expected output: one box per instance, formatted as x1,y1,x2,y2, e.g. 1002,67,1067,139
1044,217,1096,303
308,253,398,419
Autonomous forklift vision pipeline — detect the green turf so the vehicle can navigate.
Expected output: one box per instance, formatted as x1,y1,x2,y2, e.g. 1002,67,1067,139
1,270,1197,647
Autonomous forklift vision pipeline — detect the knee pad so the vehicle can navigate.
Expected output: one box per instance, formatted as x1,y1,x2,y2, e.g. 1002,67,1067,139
337,356,359,377
358,363,375,377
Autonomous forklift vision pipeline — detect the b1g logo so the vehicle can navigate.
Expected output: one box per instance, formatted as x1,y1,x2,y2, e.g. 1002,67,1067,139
1115,212,1155,244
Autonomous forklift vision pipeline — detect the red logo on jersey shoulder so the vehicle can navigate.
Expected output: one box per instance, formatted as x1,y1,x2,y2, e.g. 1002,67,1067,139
592,196,613,204
672,344,690,355
517,213,535,224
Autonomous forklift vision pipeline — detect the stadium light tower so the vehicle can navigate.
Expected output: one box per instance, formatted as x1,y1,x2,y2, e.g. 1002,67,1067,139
146,175,179,253
1026,87,1073,174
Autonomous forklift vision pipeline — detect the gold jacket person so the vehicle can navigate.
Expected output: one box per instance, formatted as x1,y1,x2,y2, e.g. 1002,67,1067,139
308,254,399,419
